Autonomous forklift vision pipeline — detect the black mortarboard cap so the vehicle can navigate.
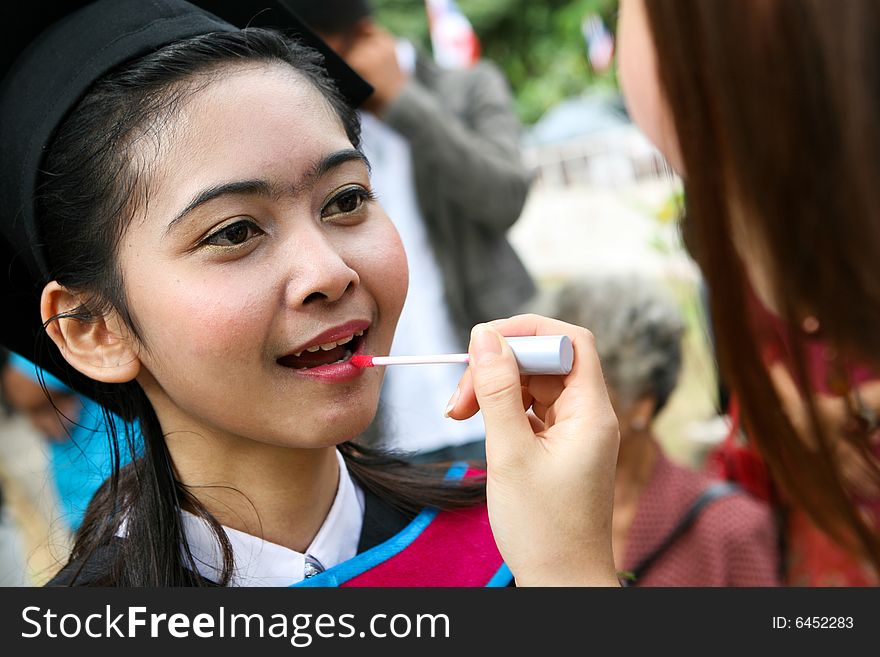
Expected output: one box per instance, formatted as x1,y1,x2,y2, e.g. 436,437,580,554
0,0,371,396
281,0,373,34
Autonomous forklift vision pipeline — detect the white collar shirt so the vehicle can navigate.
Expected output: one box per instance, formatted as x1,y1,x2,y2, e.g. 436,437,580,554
178,449,365,587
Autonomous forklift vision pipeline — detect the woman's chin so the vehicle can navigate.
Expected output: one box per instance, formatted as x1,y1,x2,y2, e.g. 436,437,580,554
291,402,379,447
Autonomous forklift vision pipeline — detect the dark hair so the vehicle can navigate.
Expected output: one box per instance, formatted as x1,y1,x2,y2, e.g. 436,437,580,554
642,0,880,568
37,28,483,586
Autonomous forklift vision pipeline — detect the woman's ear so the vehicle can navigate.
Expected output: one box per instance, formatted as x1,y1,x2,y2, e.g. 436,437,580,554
629,396,657,432
40,281,140,383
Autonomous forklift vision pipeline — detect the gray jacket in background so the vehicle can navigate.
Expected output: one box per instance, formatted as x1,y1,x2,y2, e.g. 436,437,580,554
382,53,535,344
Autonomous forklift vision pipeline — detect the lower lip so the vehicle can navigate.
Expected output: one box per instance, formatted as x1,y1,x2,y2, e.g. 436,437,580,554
281,335,368,383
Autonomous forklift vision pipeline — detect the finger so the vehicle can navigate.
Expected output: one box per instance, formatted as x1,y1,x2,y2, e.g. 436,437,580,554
456,379,541,420
485,314,616,436
514,318,614,427
532,400,550,422
468,324,535,457
488,314,610,397
526,411,545,434
526,374,566,410
445,366,480,420
521,385,535,413
452,315,615,432
446,359,533,421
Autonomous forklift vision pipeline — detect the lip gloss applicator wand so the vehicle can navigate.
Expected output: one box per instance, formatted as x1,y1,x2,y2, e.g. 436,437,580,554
350,335,574,376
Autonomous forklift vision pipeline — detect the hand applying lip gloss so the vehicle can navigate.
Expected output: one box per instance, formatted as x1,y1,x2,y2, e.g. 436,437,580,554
446,319,621,586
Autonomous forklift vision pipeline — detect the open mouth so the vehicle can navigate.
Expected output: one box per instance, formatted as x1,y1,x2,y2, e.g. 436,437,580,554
276,329,366,370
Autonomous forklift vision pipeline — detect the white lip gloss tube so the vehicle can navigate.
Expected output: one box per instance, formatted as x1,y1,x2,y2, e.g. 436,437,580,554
504,335,574,375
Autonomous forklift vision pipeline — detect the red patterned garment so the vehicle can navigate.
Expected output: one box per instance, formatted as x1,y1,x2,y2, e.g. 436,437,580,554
709,423,880,587
621,453,781,586
784,508,879,586
717,286,880,586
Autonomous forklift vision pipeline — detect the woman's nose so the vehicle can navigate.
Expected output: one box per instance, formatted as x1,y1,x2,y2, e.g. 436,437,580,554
283,228,360,307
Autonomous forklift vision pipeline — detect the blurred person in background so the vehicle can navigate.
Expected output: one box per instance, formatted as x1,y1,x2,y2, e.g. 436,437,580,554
0,353,30,585
1,352,135,534
289,0,535,462
541,275,780,585
0,463,29,585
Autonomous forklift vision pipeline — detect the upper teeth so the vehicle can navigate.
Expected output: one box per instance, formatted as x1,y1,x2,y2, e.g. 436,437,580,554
293,329,364,357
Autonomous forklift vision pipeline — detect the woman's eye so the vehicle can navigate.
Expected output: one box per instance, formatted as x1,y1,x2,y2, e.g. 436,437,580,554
322,187,373,218
202,220,263,247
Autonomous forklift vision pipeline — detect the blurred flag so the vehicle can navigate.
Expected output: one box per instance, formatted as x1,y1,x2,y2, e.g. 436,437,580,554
582,12,615,73
425,0,480,69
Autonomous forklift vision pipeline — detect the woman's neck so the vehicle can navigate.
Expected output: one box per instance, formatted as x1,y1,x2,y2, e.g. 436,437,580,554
615,431,659,502
166,431,340,554
612,429,659,566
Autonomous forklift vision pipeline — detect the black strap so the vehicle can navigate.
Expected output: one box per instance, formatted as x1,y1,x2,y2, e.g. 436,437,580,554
625,481,741,585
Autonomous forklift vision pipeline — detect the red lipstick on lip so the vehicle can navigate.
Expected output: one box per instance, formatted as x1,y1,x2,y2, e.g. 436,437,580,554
288,319,371,356
287,330,369,383
280,319,371,383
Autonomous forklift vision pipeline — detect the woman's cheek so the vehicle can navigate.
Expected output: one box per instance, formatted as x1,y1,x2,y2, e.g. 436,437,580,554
370,222,409,313
139,277,269,361
617,0,684,173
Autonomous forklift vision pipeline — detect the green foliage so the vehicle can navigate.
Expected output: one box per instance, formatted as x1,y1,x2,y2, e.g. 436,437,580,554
617,570,636,583
373,0,620,124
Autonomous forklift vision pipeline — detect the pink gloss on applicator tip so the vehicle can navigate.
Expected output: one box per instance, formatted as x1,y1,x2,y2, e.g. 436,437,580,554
350,353,470,368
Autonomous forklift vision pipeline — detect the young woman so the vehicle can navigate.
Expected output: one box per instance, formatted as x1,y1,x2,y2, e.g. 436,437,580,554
0,0,619,586
615,0,880,570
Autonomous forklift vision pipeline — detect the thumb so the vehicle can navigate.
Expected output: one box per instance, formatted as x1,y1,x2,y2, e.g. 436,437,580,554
469,324,533,449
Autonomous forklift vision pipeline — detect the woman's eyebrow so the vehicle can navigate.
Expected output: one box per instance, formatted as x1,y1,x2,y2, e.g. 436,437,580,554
305,148,370,184
166,148,370,234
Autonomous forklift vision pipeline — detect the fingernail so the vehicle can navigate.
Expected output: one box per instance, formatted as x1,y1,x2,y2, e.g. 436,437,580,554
444,386,461,418
471,324,502,365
